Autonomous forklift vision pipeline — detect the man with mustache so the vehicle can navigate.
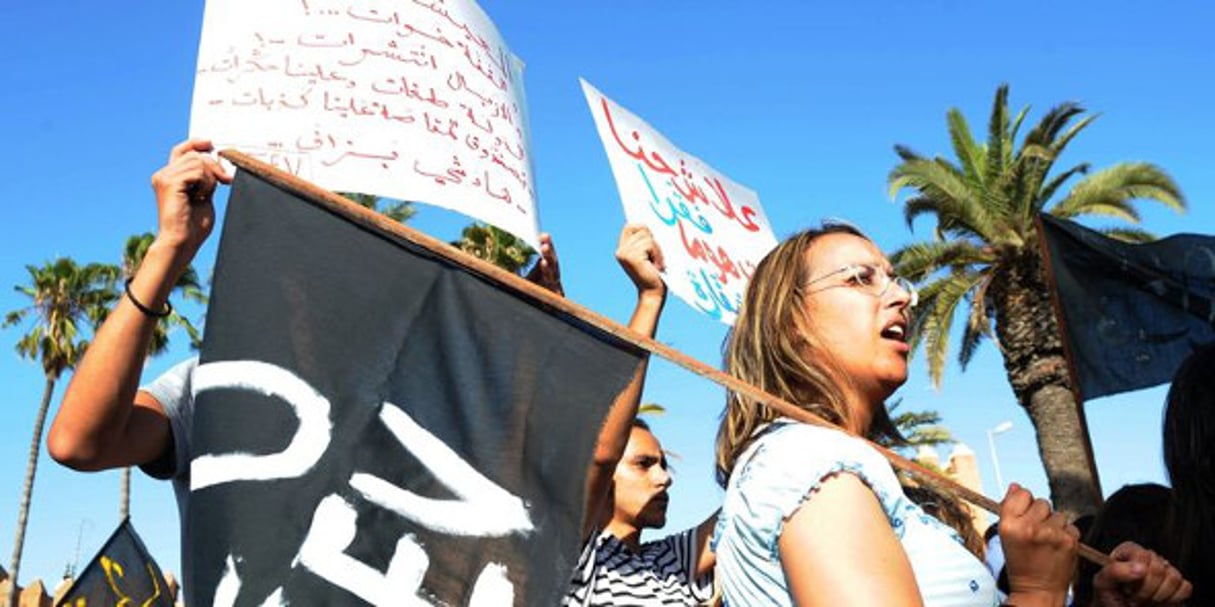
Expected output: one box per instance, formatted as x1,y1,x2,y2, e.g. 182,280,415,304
565,225,718,606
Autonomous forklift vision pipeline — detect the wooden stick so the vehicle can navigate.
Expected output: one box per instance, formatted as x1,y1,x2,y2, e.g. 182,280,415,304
219,149,1110,566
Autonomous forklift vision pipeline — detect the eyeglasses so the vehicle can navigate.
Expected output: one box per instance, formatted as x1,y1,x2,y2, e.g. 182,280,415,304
800,263,918,307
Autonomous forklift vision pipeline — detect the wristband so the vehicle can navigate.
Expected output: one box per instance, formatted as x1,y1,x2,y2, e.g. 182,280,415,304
124,278,173,318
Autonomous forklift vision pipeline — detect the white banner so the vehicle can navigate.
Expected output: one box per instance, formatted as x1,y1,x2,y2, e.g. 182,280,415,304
581,80,778,325
190,0,539,247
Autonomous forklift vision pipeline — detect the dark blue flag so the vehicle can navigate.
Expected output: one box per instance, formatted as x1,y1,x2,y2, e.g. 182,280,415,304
1039,213,1215,400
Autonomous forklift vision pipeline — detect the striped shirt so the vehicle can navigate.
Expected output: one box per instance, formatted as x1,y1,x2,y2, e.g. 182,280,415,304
564,527,714,606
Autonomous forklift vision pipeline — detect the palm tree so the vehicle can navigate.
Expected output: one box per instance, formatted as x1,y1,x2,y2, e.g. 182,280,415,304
4,258,116,603
339,192,416,223
638,402,666,417
451,223,536,274
338,193,538,275
882,399,953,450
888,84,1185,515
115,233,208,521
635,403,684,465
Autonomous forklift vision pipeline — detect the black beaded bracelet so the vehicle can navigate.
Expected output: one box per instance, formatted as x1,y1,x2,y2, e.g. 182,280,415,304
124,278,173,318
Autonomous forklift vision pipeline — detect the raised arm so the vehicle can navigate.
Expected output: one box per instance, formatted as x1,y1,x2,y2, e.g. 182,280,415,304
47,139,230,471
524,232,564,296
582,224,667,538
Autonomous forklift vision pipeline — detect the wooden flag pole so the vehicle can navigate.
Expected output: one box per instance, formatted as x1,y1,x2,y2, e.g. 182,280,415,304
220,150,1109,566
1033,215,1105,508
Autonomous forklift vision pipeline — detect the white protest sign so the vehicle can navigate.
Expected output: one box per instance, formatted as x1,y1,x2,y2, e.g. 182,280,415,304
581,80,778,325
190,0,540,247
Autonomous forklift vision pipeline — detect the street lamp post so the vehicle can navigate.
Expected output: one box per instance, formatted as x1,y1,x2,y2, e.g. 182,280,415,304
987,421,1014,493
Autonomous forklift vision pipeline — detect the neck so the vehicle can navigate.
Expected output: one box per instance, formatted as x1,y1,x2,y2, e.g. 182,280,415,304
840,390,877,436
604,519,642,551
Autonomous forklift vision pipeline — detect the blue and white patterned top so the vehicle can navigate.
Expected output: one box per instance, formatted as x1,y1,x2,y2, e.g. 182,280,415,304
713,421,997,606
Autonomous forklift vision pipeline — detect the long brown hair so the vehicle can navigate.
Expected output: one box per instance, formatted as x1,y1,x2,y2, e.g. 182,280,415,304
715,223,899,487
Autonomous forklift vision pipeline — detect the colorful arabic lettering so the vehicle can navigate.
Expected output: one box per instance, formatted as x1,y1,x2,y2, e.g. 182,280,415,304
583,79,778,325
637,165,712,233
599,96,762,233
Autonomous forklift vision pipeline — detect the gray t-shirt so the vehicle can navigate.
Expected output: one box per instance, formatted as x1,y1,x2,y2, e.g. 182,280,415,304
139,356,197,532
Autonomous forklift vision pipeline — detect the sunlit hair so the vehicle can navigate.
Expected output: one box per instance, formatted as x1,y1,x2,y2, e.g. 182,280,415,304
715,222,900,487
1161,341,1215,603
902,483,985,560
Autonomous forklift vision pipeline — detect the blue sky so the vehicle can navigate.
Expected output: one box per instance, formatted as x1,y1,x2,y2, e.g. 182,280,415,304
1,0,1211,588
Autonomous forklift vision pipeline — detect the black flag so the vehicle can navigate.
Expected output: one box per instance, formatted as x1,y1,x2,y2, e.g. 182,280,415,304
186,168,645,605
1039,213,1215,400
57,519,173,607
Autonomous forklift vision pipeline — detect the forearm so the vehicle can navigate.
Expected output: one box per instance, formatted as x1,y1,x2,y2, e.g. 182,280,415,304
582,289,666,536
593,289,665,464
48,240,188,468
626,289,665,339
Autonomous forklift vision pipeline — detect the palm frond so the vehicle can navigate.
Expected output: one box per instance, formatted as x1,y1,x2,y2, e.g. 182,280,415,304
1010,100,1088,223
1037,162,1091,209
1052,163,1186,221
958,284,993,370
379,200,417,223
638,402,667,416
1009,144,1062,222
451,222,537,274
893,144,925,163
340,192,417,223
1055,200,1142,223
1023,102,1086,148
4,308,29,327
985,84,1011,179
890,158,995,239
884,401,954,448
1050,113,1100,157
1099,226,1157,244
891,240,992,282
900,196,970,235
908,272,981,386
947,108,985,187
1007,104,1031,161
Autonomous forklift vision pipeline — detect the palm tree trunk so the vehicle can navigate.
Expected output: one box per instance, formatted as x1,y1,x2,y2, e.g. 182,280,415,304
7,377,55,607
119,467,131,520
1021,380,1101,516
992,253,1101,518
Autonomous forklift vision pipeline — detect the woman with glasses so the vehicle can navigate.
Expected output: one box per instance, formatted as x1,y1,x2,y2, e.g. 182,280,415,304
710,223,1190,606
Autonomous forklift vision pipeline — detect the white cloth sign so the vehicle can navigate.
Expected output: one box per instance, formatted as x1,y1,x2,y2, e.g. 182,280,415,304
190,0,540,247
582,80,778,325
